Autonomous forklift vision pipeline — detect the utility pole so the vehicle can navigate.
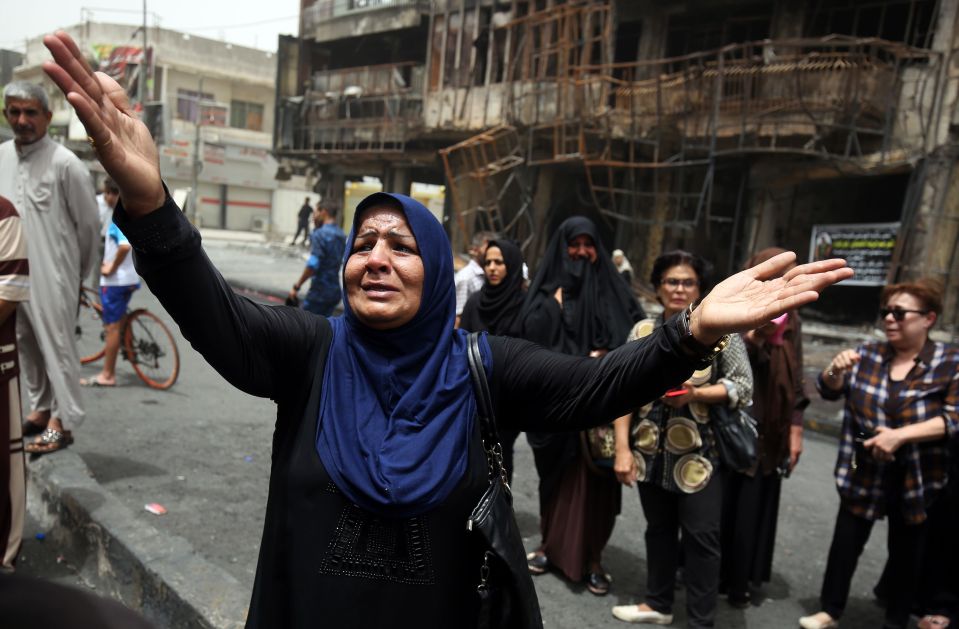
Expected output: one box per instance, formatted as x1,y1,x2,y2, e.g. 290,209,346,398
189,77,204,224
138,0,148,106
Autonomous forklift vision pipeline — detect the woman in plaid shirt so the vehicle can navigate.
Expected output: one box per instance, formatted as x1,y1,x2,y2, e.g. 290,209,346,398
800,281,959,629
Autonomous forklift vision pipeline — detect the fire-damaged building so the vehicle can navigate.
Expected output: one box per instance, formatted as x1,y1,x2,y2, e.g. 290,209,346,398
275,0,959,330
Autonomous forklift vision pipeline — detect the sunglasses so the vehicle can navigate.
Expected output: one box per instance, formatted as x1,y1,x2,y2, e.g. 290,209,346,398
879,307,928,322
661,278,698,289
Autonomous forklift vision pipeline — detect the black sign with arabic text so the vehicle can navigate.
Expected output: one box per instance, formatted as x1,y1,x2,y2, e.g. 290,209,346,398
809,222,899,286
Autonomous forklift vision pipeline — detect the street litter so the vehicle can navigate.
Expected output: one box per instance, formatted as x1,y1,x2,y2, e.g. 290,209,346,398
144,503,168,515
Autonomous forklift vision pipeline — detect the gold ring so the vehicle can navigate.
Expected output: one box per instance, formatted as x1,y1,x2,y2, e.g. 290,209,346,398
86,136,112,151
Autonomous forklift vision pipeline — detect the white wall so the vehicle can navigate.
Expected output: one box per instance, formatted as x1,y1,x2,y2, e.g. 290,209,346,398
273,176,319,236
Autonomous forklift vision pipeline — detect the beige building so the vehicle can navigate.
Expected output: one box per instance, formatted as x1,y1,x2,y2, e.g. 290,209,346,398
15,21,281,232
274,0,959,330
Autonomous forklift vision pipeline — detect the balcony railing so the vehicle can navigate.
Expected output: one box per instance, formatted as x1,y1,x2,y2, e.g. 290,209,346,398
310,61,423,97
511,36,940,164
276,63,424,154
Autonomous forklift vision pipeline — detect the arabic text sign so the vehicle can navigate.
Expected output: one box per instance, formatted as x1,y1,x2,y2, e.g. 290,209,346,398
809,222,899,286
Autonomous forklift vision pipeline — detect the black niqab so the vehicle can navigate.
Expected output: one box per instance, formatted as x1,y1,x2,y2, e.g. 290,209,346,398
459,239,527,337
521,216,644,355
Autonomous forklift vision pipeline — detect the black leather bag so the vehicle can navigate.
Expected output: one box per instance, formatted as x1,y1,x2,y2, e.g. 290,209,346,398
710,404,759,473
466,333,544,629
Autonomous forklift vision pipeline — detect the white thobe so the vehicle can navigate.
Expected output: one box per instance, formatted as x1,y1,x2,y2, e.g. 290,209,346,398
0,136,99,429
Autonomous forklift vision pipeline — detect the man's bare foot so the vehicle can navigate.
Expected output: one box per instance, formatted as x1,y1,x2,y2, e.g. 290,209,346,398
80,375,116,387
26,410,50,421
22,411,51,436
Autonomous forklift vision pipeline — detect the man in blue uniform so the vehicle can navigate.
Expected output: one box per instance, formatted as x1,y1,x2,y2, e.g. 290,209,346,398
288,202,346,316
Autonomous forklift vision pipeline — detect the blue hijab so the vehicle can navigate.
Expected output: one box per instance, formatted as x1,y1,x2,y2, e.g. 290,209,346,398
317,192,492,518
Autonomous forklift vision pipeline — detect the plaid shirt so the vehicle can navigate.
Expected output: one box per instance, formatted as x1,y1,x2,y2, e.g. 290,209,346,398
818,340,959,524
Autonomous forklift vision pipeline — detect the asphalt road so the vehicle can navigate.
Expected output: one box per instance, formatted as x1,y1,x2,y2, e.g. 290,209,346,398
24,242,894,628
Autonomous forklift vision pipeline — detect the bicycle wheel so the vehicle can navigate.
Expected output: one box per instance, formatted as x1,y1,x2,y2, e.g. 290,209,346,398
76,286,106,364
123,309,180,390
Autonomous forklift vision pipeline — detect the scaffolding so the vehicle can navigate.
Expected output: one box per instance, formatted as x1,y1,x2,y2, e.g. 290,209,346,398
439,125,535,250
439,0,941,251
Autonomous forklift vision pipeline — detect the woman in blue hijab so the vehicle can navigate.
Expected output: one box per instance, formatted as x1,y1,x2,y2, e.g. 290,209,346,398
42,29,854,629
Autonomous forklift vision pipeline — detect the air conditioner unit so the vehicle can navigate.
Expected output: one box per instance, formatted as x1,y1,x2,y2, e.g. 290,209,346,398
250,216,268,232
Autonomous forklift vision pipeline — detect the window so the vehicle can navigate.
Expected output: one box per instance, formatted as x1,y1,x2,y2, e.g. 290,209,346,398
666,5,772,57
176,89,213,122
230,100,265,131
805,0,937,49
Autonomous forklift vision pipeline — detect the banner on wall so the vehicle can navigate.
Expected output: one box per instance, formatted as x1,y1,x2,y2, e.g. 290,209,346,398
809,222,900,287
91,44,153,96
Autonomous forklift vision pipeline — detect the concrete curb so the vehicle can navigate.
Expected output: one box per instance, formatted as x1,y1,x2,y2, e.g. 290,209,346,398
26,450,248,629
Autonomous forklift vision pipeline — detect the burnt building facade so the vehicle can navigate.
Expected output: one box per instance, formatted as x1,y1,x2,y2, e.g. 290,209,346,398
275,0,959,329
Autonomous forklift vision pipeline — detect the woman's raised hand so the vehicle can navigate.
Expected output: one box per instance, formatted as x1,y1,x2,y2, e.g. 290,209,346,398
691,252,853,344
42,31,165,215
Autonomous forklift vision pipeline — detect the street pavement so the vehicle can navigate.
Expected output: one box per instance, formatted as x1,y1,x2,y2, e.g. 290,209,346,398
21,237,895,628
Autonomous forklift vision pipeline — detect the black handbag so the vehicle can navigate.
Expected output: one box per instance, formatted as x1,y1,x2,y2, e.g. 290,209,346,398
710,404,759,473
466,333,544,629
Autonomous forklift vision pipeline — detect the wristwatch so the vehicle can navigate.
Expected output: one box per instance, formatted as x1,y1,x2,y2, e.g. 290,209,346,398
677,303,730,367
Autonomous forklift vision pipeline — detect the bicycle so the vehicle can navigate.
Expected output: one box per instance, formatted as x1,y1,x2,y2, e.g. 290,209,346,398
75,286,181,390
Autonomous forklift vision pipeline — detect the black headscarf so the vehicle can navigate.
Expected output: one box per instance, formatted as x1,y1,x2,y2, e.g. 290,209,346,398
459,239,527,337
521,216,645,355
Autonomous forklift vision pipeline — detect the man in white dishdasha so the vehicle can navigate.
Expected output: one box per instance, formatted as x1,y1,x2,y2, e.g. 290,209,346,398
0,81,99,455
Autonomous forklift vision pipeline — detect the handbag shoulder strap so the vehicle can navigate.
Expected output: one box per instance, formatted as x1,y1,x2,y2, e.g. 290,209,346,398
466,332,508,488
467,332,497,440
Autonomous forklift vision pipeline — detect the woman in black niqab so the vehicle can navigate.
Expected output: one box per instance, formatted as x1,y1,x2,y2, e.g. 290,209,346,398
521,216,645,355
519,216,645,594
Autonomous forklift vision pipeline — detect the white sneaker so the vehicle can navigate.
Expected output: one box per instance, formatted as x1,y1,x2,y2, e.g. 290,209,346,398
799,612,839,629
611,604,674,624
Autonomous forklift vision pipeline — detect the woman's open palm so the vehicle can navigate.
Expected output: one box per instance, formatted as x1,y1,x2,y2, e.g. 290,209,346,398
694,252,854,341
42,31,165,214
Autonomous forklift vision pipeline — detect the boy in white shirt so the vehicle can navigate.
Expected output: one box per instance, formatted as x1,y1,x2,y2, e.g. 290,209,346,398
82,180,139,387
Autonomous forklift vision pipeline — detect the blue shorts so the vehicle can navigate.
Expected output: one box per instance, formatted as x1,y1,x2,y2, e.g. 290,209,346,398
100,284,139,324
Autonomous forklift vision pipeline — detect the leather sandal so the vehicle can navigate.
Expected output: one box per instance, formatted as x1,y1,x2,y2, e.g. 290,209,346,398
24,428,74,455
587,571,611,596
526,551,549,575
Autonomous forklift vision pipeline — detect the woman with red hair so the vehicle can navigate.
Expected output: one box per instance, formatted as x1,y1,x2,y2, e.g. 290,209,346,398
801,280,959,629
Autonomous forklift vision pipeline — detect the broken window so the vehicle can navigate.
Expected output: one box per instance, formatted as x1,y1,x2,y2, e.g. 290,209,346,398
805,0,937,48
666,3,772,58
